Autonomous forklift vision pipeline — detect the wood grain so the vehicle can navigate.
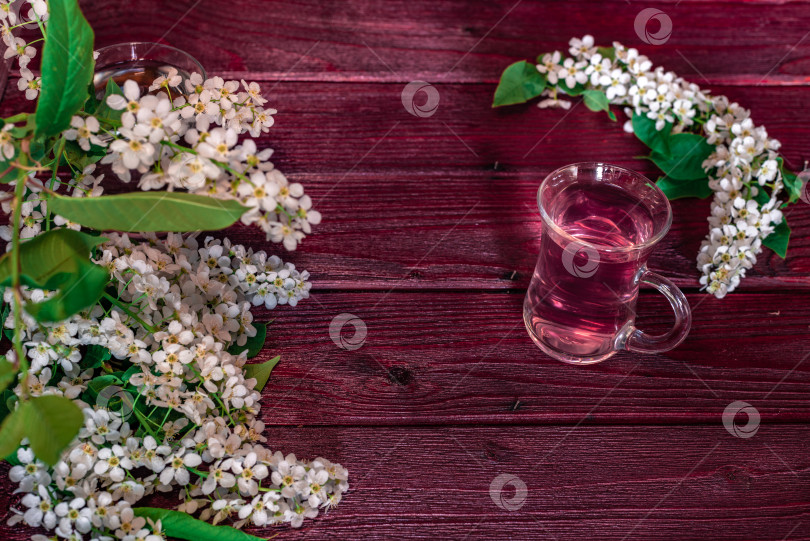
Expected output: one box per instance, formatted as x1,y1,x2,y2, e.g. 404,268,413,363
253,425,810,541
3,82,808,290
80,0,810,84
1,1,809,540
3,425,808,540
242,291,810,425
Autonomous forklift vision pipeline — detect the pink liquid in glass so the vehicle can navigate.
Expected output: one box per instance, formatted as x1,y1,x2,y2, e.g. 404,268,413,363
524,181,656,362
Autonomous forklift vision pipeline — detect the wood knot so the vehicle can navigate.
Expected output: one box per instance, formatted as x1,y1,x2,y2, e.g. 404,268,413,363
387,366,414,386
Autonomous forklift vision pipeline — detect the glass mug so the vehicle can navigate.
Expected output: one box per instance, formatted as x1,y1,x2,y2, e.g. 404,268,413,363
524,162,692,364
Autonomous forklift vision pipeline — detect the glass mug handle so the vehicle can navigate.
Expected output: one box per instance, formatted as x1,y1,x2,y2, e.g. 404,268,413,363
620,266,692,354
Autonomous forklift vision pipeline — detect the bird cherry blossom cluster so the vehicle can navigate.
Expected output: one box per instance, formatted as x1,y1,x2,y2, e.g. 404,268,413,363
3,231,347,540
503,35,799,298
0,0,48,100
4,0,319,252
0,3,344,540
94,74,319,251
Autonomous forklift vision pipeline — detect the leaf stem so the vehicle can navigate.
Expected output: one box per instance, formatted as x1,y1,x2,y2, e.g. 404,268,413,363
101,292,158,333
44,137,66,232
10,179,29,398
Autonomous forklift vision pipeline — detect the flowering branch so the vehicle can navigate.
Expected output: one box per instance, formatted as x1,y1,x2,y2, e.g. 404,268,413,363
493,35,801,298
0,0,347,538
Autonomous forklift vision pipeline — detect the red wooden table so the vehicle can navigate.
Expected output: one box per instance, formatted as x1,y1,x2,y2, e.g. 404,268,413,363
3,0,810,539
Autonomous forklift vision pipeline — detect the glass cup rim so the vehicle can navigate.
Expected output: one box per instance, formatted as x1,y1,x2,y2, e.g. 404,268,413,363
94,41,206,80
537,162,673,254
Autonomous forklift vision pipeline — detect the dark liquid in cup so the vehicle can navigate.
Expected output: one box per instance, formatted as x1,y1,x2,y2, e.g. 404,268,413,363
524,181,656,362
93,60,191,98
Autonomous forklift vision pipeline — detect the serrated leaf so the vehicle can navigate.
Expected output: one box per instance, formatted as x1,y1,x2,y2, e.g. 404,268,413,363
34,0,95,139
22,395,84,465
492,60,547,107
244,355,280,392
762,219,790,259
227,323,267,359
49,192,249,232
133,508,267,541
656,176,713,200
0,406,26,459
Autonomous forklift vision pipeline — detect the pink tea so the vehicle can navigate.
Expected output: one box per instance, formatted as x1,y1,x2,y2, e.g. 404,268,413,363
524,181,656,361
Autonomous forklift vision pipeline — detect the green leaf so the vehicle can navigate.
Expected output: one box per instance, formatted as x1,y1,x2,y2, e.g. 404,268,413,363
0,228,104,289
64,139,106,170
0,158,29,184
557,81,586,97
87,374,123,397
22,395,84,465
648,133,714,182
34,0,95,139
0,228,109,323
632,113,672,156
777,157,801,204
49,192,250,232
581,89,616,121
0,389,13,421
656,176,713,200
0,406,26,459
133,508,267,541
752,185,770,206
596,46,616,61
227,323,267,359
94,79,124,128
762,219,790,259
0,356,17,394
25,258,110,323
492,60,547,107
244,355,280,392
121,364,141,383
83,80,101,115
80,344,112,371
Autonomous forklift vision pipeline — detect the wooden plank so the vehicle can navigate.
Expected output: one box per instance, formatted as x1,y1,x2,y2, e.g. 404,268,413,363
253,425,810,540
237,291,810,425
2,425,807,540
79,0,810,84
3,82,806,290
246,80,810,290
222,168,810,291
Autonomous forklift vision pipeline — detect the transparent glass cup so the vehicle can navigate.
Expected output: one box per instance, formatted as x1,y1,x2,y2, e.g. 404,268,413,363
523,163,692,364
93,42,206,97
